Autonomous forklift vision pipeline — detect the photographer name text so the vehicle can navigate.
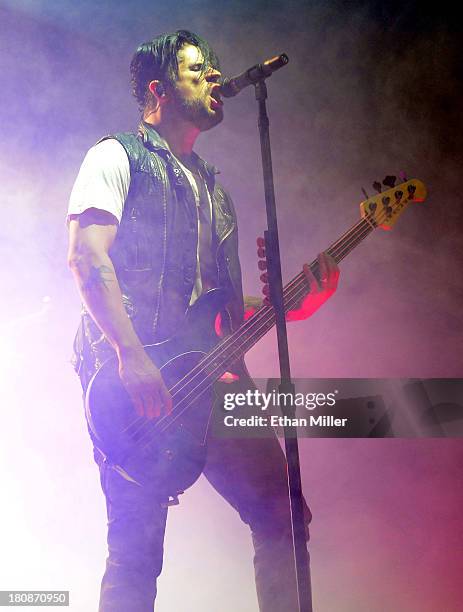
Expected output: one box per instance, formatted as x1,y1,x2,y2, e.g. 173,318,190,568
224,414,347,427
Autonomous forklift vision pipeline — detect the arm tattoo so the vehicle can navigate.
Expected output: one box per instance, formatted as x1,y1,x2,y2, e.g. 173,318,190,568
83,265,114,292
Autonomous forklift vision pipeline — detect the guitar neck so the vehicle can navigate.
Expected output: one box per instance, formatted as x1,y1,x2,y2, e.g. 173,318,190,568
295,215,374,289
168,179,426,419
215,215,375,366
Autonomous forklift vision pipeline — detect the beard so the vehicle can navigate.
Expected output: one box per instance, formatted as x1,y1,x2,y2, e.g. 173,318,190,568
170,84,224,132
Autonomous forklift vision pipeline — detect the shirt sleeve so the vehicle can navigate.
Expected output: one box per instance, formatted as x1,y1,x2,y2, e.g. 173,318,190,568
67,138,130,223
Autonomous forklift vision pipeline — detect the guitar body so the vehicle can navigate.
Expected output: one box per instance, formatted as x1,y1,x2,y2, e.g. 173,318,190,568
86,289,229,500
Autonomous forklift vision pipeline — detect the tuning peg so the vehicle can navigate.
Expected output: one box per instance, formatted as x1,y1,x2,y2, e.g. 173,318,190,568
399,170,408,182
382,175,396,188
372,181,382,193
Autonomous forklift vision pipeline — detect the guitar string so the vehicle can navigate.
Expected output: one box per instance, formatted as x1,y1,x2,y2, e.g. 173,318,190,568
127,209,384,446
127,207,389,446
121,214,375,441
137,219,373,449
122,195,412,447
162,190,413,403
144,212,377,439
128,209,387,447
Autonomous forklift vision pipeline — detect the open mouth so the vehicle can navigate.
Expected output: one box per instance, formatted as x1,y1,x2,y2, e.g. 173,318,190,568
209,86,223,108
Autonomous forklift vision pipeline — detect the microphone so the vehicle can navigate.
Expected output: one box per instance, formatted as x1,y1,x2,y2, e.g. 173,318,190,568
220,53,289,98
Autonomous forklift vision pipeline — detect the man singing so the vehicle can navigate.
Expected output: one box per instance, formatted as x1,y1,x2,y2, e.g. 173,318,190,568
67,30,339,611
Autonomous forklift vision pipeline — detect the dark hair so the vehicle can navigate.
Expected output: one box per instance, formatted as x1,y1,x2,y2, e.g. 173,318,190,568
130,29,220,110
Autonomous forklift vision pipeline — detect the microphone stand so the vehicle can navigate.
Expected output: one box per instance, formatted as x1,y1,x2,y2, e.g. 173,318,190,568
254,77,313,612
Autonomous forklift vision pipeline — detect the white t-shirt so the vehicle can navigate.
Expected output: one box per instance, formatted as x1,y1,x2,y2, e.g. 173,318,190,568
68,138,213,303
68,139,130,222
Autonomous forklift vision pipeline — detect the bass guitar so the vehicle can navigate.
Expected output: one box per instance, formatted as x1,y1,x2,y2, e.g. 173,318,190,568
86,178,427,502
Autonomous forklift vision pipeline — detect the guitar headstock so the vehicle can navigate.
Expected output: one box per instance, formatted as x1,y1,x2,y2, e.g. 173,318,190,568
360,178,427,230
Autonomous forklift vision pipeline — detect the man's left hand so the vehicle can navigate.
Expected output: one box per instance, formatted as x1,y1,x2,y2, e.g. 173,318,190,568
286,252,339,322
246,247,340,323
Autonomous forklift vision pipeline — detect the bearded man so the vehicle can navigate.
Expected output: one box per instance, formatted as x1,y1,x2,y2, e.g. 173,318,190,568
67,30,339,612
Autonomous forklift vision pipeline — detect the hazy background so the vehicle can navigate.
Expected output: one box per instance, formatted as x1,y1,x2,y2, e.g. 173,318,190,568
1,1,462,610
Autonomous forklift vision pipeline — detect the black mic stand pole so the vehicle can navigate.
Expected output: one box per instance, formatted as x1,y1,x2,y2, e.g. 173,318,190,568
254,77,313,612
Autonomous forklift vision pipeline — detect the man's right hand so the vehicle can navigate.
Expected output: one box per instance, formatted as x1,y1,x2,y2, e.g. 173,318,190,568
118,346,173,419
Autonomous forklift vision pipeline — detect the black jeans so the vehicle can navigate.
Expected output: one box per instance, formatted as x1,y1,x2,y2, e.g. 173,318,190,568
95,391,311,611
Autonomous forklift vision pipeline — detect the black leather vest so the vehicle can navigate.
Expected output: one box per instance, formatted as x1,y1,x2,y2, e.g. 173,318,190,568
72,122,244,389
